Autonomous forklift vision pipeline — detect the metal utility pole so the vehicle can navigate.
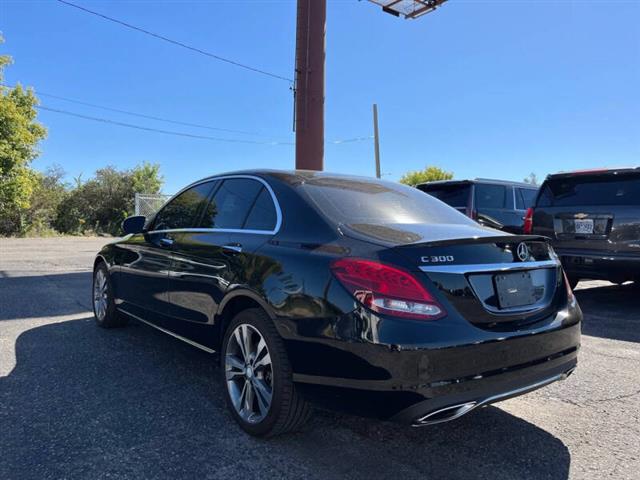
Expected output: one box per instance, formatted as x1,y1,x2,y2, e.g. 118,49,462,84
372,104,381,178
294,0,326,171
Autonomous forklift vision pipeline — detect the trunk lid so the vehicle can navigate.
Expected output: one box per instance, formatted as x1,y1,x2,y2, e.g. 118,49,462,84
342,223,564,329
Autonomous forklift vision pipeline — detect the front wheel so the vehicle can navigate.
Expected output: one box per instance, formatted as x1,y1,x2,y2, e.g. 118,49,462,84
93,263,128,328
221,308,311,437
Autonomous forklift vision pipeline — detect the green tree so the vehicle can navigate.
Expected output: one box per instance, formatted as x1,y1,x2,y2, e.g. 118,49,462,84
23,165,68,236
0,35,48,235
399,166,453,187
54,162,164,235
523,172,539,185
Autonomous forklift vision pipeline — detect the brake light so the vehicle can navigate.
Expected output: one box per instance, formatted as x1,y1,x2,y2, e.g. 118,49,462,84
330,258,446,320
523,207,534,234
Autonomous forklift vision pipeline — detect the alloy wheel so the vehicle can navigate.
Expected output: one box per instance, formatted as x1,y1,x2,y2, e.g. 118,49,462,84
225,324,273,423
93,269,108,321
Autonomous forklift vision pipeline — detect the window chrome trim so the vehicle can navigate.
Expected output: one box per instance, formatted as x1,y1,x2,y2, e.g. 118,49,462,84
150,174,282,235
419,259,559,274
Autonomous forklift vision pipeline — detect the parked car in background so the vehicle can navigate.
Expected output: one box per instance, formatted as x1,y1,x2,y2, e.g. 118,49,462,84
526,167,640,288
417,179,538,233
93,170,580,436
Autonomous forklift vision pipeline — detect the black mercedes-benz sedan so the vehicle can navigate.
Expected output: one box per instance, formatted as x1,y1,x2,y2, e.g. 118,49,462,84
92,170,581,436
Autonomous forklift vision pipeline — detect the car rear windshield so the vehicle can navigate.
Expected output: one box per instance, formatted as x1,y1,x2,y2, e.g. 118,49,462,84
537,173,640,207
299,176,476,225
417,184,470,208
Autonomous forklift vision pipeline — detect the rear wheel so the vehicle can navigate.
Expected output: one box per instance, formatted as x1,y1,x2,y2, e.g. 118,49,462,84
221,308,311,437
93,263,128,328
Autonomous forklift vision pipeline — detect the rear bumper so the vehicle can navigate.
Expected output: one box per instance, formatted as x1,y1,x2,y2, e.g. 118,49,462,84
285,298,582,423
558,250,640,280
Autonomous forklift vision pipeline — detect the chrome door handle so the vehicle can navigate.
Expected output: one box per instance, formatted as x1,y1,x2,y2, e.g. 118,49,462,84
160,237,174,247
223,243,242,253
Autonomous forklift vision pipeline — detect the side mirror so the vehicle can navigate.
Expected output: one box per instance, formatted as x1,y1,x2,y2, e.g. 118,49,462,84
122,215,146,235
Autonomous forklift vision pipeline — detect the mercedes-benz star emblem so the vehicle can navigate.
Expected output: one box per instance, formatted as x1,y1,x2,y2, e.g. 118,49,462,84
516,242,530,262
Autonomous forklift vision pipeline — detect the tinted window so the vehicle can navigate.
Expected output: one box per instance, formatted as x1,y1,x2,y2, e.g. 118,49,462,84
538,174,640,207
300,176,475,226
475,184,507,209
153,182,215,230
418,184,470,208
516,188,538,209
200,178,263,229
244,187,277,231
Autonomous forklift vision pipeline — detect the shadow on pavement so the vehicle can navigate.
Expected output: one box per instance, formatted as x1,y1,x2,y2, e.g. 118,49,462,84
0,272,92,320
0,318,570,480
575,282,640,343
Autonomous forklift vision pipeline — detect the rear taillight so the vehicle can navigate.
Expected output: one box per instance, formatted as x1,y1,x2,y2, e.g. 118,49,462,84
523,207,534,234
330,258,446,320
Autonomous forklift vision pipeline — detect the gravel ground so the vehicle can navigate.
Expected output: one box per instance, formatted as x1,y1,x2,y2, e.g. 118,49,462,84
1,237,639,480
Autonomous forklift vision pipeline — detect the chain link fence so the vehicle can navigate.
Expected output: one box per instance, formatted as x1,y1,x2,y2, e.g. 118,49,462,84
134,193,172,218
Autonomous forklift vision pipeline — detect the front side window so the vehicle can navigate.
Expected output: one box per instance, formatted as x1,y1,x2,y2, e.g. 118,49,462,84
200,178,265,230
475,184,507,209
153,181,215,231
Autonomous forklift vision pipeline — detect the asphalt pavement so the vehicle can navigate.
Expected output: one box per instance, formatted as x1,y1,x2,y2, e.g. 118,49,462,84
1,237,639,480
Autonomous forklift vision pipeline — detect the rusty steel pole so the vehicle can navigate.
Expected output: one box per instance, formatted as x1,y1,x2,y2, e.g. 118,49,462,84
294,0,326,171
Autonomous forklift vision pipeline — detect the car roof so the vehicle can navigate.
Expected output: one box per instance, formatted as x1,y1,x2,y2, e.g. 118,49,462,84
418,178,537,188
546,166,640,180
186,169,394,187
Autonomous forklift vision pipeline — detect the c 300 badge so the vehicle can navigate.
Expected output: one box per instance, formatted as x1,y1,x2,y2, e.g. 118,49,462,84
421,255,455,263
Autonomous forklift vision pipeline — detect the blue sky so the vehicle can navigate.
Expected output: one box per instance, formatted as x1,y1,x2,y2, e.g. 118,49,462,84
2,0,639,194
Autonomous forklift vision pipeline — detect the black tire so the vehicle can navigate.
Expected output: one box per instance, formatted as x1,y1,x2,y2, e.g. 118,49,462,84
221,308,311,437
92,262,128,328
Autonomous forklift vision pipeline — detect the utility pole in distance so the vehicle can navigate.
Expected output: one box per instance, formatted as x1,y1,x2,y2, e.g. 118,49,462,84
294,0,326,171
373,103,381,178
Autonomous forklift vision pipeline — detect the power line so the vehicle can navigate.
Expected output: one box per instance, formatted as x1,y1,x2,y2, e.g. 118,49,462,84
36,104,372,146
2,83,257,135
36,105,294,145
56,0,293,83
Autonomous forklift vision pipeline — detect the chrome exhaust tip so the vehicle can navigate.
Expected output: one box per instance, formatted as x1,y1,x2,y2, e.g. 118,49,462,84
412,402,478,427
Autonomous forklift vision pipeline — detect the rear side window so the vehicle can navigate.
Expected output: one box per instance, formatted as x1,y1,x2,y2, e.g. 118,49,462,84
200,178,263,229
244,187,277,231
153,181,215,230
418,184,470,208
538,174,640,207
475,184,507,209
516,188,538,209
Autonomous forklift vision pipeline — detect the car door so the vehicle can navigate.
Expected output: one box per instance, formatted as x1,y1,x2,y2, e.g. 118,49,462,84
116,181,215,323
166,177,271,347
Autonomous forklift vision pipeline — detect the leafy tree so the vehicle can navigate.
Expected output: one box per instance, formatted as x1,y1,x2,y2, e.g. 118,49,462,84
399,166,453,187
0,35,47,235
23,165,68,236
54,162,164,235
523,172,539,185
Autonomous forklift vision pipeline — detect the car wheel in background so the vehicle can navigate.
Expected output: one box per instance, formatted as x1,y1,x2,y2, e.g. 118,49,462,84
221,308,311,437
92,263,128,328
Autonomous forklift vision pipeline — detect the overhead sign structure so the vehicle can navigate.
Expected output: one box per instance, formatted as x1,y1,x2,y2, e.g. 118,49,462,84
366,0,449,19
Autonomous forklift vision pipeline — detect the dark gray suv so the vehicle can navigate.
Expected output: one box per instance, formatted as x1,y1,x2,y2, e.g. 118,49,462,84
417,179,538,234
527,167,640,288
